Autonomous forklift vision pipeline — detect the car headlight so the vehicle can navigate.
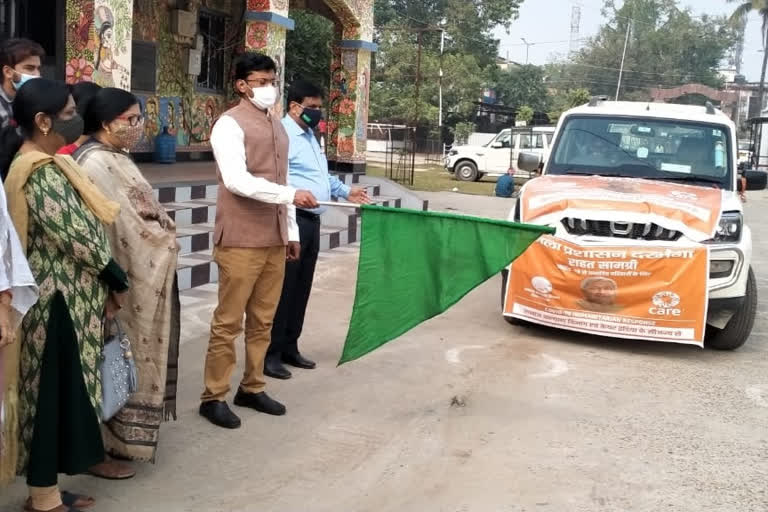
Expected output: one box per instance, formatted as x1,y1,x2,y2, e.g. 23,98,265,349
711,212,742,243
448,150,458,156
710,260,735,279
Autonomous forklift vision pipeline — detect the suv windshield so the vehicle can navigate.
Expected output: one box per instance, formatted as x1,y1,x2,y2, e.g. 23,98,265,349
549,115,733,189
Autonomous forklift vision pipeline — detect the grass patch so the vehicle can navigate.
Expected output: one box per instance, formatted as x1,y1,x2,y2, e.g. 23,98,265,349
366,163,497,196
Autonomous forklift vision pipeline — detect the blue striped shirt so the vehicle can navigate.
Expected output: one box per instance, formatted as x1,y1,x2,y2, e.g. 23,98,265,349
282,115,350,215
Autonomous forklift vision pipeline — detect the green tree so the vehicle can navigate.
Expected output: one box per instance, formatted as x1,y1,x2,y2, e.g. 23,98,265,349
553,0,736,99
371,0,523,129
284,10,335,90
548,88,591,122
451,121,476,144
729,1,768,110
516,105,534,124
492,64,550,112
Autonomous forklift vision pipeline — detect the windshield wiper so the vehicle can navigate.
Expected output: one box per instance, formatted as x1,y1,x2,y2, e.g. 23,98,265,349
562,169,635,178
655,175,723,187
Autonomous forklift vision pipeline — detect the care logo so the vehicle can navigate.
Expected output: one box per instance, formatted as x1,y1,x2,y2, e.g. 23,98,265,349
650,291,682,316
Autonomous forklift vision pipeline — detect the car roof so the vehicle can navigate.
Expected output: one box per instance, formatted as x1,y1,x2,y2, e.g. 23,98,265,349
564,100,735,129
501,126,555,133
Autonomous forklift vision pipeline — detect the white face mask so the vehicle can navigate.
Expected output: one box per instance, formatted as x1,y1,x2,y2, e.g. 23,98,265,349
249,85,278,110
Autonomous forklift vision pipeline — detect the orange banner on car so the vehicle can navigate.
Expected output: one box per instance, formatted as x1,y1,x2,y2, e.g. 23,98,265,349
503,235,709,346
519,176,723,242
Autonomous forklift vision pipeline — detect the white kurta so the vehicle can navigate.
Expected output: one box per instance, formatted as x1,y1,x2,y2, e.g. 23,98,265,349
0,183,38,448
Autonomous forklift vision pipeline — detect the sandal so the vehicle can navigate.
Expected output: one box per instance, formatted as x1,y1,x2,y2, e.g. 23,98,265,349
24,491,94,511
87,458,136,480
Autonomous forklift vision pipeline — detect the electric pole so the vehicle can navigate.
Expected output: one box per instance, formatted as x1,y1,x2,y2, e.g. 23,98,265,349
438,29,445,128
414,30,423,126
616,19,631,101
521,37,532,65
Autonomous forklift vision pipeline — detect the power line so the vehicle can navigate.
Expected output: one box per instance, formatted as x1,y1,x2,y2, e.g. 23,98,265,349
567,62,725,81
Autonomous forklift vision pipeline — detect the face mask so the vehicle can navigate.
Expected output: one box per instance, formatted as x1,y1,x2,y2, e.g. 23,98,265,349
249,86,277,110
300,106,323,129
51,114,84,145
11,72,38,91
111,121,144,151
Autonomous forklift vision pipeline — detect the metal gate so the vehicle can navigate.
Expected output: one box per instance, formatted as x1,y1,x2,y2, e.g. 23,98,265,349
385,126,416,186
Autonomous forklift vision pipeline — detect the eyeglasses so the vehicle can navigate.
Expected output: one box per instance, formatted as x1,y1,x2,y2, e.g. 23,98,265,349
116,114,144,127
244,78,277,87
291,101,323,112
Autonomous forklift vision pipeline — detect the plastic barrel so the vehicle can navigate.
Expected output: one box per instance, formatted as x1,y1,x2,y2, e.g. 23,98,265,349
153,126,177,164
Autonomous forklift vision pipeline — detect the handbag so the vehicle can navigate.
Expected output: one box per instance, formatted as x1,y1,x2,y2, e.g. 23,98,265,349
99,318,138,421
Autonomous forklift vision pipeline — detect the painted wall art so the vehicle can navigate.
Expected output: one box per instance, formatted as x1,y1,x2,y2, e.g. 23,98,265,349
65,0,133,88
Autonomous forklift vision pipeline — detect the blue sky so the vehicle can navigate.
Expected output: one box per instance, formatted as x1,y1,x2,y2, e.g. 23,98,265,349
495,0,765,81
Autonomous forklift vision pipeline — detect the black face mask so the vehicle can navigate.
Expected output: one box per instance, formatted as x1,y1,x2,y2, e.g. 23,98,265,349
52,114,84,145
300,106,323,129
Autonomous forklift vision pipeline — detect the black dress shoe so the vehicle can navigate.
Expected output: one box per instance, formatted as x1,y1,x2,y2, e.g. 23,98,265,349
233,388,286,416
264,356,292,379
199,400,241,429
282,353,316,369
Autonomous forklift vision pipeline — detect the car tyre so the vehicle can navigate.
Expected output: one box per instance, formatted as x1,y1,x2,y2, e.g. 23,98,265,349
455,160,479,182
500,269,527,326
705,267,757,351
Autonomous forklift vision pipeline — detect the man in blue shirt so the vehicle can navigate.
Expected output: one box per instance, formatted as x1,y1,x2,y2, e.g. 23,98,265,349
265,80,371,379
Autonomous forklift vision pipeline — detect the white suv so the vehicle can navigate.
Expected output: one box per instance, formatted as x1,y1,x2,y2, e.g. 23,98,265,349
502,99,767,350
446,126,554,182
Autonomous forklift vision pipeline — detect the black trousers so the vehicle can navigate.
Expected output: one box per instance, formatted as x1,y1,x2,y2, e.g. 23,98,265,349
268,211,321,359
27,292,105,486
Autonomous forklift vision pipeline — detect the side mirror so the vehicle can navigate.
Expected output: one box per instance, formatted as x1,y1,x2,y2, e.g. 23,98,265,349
739,170,768,191
491,141,504,149
518,151,543,173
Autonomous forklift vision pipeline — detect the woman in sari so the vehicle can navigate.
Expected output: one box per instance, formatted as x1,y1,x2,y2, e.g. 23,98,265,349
74,87,179,473
0,78,128,511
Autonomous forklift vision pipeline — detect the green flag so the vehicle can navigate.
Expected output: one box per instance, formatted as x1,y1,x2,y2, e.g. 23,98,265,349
339,205,554,365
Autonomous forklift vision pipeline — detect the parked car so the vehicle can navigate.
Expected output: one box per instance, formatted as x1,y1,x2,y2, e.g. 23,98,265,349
502,99,767,351
738,139,752,167
445,126,555,182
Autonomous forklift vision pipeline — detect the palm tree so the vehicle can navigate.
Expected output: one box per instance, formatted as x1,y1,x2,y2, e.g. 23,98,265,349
729,1,768,110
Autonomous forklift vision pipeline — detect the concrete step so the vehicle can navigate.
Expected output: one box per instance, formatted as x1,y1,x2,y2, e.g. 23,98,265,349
157,175,427,290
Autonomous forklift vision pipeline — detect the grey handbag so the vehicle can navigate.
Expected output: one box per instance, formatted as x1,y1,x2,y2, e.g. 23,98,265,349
100,319,138,421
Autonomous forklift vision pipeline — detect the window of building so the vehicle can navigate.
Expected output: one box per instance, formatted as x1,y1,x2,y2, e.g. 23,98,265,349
197,10,227,92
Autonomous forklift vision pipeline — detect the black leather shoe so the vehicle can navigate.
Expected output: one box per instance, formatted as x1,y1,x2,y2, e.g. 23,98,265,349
233,389,286,416
199,400,241,429
264,356,292,379
282,353,316,369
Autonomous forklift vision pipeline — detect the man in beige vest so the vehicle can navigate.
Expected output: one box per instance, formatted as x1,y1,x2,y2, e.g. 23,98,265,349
200,53,318,429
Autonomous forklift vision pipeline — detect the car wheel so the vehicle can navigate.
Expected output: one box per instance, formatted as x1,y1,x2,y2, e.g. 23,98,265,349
705,267,757,351
500,269,526,326
455,160,478,182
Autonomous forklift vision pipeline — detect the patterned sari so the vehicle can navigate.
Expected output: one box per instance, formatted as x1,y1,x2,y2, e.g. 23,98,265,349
75,141,179,462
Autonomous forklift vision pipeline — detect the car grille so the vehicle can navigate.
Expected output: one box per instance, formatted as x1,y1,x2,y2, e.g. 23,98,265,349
561,218,682,241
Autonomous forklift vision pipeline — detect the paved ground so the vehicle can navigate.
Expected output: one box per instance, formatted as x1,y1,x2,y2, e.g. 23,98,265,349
3,191,768,511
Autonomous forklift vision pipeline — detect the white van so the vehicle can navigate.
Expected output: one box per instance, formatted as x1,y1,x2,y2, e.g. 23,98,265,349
445,126,555,182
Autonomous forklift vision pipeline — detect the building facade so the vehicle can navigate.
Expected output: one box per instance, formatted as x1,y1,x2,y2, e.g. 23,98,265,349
2,0,375,172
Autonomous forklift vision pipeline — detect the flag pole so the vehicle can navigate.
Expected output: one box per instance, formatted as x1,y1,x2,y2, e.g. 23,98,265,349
315,201,362,208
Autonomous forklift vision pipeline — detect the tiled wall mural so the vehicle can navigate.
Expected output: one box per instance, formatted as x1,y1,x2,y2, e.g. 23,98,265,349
63,0,374,159
65,0,133,89
132,0,234,152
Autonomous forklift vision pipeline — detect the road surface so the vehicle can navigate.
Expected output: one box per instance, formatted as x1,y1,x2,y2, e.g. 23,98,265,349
3,191,768,511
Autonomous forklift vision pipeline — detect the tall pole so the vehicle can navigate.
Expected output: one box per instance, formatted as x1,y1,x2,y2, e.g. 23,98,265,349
438,29,445,128
521,37,530,64
414,30,423,126
616,20,631,101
